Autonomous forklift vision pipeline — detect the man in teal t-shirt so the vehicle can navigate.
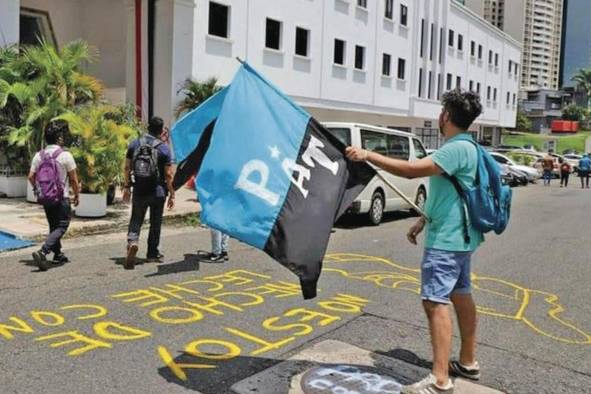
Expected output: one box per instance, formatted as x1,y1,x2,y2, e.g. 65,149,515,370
346,89,484,394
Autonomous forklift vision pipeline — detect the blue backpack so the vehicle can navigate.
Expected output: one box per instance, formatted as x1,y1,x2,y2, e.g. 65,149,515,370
444,138,512,242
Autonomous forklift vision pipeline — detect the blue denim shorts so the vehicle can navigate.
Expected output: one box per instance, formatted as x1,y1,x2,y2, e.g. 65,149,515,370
421,248,472,304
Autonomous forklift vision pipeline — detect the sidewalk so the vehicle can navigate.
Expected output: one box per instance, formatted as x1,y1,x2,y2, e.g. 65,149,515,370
0,187,200,242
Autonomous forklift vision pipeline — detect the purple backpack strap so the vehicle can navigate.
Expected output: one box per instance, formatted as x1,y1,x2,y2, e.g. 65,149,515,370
51,147,64,159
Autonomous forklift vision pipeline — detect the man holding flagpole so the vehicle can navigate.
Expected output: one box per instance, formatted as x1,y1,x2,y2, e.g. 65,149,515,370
347,89,484,394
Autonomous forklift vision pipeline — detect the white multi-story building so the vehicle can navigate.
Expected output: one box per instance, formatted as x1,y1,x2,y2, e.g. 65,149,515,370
0,0,521,147
465,0,564,90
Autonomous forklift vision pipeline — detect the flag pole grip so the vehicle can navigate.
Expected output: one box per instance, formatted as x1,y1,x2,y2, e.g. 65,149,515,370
375,171,430,221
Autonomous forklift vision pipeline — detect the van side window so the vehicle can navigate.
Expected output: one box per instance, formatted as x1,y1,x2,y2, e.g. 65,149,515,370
361,129,389,156
326,127,351,146
413,138,427,159
386,134,410,160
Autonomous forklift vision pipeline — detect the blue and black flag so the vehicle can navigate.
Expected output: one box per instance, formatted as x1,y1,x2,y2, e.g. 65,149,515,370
171,63,376,299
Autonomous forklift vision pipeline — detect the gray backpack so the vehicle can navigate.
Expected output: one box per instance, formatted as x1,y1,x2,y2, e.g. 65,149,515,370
132,136,162,195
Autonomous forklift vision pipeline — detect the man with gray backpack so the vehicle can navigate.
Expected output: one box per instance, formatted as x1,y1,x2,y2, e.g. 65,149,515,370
347,89,511,394
28,120,80,271
123,117,175,269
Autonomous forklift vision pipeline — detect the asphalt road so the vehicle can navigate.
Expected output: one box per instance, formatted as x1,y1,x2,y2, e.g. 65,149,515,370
0,182,590,394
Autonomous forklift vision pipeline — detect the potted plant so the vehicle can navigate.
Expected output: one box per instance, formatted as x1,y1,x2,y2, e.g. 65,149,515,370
57,105,135,217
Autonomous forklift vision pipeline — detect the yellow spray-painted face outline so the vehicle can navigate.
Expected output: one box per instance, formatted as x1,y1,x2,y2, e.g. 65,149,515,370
324,253,591,345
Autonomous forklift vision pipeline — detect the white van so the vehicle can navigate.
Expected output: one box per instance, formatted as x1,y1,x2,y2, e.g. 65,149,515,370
323,122,429,225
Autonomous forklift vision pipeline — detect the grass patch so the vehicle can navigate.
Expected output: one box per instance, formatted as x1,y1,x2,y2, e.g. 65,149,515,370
183,212,201,227
503,131,591,153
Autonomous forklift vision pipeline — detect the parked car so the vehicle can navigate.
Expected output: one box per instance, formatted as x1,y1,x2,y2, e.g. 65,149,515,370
324,122,428,225
494,144,522,153
563,154,582,173
500,165,528,187
490,152,541,182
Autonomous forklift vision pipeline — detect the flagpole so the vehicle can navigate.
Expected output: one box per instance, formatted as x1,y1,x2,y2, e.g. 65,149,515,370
375,171,430,221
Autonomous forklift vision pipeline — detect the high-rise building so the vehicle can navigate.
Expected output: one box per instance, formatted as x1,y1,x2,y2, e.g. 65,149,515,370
465,0,564,90
560,0,590,87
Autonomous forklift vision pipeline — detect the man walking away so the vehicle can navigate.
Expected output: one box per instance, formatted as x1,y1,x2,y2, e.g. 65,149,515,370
29,120,80,271
123,117,175,269
347,89,483,394
559,158,571,188
542,152,554,186
578,154,591,189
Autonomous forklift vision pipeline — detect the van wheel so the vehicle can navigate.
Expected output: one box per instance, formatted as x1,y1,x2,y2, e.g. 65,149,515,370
414,187,427,215
368,191,384,225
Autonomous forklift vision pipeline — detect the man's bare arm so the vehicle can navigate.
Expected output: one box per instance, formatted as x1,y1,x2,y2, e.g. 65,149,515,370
345,147,442,178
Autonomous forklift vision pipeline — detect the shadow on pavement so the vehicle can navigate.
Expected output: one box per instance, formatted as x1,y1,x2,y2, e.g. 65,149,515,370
144,254,200,277
19,258,68,272
376,348,433,370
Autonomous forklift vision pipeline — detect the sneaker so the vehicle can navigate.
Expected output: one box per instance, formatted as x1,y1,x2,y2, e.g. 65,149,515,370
53,253,69,264
401,374,454,394
32,250,50,272
146,253,164,263
125,244,138,270
208,253,225,262
449,360,480,381
221,251,229,261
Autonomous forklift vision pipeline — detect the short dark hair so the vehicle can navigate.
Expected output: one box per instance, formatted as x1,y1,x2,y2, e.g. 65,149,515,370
44,120,69,144
148,116,164,136
441,89,483,130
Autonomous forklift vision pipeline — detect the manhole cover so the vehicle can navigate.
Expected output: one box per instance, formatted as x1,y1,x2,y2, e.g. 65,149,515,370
301,364,402,394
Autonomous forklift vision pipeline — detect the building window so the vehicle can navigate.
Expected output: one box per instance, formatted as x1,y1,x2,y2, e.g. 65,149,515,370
446,73,452,90
355,45,365,70
448,29,454,47
439,27,444,64
470,41,475,57
357,0,367,8
488,50,493,64
458,34,463,51
385,0,394,19
295,27,309,57
429,23,435,61
478,44,483,60
400,4,408,26
397,58,406,79
507,92,511,104
469,80,474,91
428,71,433,99
487,86,491,100
334,39,346,65
477,82,481,94
208,1,229,38
420,19,425,58
493,88,497,102
508,60,512,73
494,53,499,67
19,8,57,47
382,53,391,76
418,68,423,97
456,76,461,89
265,18,282,50
513,93,516,105
437,74,442,99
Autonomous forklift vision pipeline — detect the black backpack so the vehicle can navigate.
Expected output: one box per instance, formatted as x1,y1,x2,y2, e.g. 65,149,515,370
132,136,162,195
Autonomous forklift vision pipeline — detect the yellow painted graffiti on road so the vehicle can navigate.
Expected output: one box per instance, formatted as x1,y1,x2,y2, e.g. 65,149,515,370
324,253,591,345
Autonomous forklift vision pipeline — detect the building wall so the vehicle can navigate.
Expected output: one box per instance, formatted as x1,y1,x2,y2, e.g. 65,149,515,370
192,0,520,133
0,0,21,46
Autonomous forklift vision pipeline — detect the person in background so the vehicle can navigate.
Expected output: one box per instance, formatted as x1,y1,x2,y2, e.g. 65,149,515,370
123,117,175,269
542,151,555,186
28,120,80,271
559,158,571,188
209,229,229,262
578,153,591,189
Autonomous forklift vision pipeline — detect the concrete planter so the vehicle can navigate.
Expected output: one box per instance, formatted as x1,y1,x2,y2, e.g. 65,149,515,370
75,193,107,218
26,182,38,203
0,171,27,198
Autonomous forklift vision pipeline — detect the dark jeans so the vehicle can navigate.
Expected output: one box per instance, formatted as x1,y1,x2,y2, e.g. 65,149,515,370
543,169,552,185
560,172,569,187
42,199,71,255
580,170,590,188
127,194,165,257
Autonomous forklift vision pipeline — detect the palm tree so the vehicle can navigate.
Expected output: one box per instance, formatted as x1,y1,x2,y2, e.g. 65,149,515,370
0,39,104,160
571,68,591,109
174,77,222,119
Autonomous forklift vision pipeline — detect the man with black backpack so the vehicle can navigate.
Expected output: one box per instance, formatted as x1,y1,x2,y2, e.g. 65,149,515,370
123,117,175,269
28,120,80,271
346,90,490,394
